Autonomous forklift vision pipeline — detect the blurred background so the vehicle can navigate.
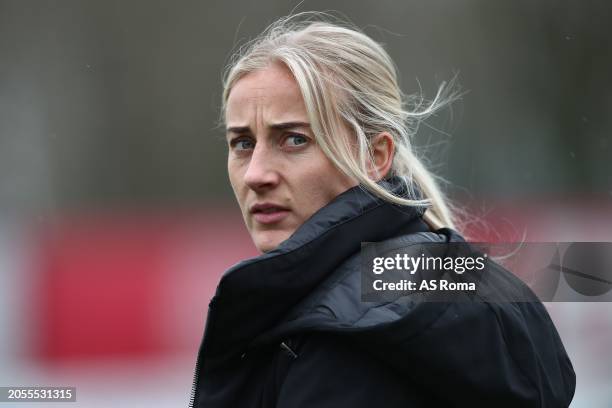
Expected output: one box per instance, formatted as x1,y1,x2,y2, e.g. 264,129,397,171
1,0,611,406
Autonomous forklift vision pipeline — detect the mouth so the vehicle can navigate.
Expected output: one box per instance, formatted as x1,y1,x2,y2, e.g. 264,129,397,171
249,202,291,225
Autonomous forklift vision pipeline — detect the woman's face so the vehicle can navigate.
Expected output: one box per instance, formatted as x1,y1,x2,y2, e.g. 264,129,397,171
225,62,358,253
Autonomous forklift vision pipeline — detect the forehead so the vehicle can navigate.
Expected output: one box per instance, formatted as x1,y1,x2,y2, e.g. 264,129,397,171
225,63,308,123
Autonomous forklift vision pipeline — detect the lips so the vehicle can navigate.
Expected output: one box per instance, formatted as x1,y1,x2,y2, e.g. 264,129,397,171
250,202,290,225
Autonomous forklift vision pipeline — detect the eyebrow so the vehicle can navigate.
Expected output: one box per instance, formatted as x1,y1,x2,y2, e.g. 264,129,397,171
226,121,310,134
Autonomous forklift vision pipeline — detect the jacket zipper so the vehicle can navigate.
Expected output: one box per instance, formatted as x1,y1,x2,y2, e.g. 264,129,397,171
188,296,218,408
279,340,298,359
187,350,200,408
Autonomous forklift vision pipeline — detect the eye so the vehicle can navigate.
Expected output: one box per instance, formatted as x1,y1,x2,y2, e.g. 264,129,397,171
285,133,308,147
230,137,255,151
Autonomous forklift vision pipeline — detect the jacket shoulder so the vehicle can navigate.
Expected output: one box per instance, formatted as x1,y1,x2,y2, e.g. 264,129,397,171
266,229,576,407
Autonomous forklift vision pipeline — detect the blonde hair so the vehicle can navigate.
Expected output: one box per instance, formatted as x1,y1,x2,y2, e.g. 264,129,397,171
221,12,459,230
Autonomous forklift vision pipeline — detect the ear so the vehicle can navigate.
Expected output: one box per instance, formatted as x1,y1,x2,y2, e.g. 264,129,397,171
367,132,395,181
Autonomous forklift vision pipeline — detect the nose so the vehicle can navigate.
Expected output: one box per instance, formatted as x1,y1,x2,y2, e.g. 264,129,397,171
243,143,280,192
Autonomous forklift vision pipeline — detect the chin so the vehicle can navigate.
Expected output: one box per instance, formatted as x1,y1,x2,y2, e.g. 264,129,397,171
253,230,291,253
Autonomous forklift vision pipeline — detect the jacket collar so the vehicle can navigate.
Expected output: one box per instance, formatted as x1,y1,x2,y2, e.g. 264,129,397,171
201,177,429,362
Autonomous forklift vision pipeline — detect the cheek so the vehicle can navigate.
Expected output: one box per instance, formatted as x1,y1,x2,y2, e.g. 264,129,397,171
293,163,354,217
228,160,247,206
314,156,356,196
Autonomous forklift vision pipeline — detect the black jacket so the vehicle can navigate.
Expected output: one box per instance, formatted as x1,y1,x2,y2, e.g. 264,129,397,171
190,179,576,407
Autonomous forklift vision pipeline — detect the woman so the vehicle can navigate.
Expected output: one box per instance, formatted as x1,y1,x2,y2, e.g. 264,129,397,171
190,13,575,407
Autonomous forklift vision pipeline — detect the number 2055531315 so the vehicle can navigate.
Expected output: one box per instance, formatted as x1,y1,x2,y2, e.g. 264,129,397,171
0,387,76,402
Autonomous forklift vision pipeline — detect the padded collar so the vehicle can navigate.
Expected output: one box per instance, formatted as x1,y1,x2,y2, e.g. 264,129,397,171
200,178,429,362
